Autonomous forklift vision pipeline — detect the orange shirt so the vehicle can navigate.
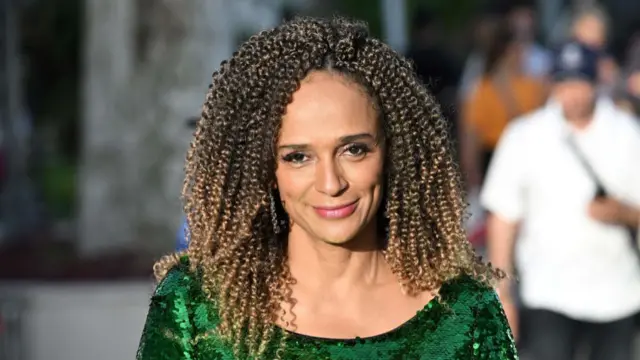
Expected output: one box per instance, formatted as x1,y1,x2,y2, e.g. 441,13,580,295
463,76,546,149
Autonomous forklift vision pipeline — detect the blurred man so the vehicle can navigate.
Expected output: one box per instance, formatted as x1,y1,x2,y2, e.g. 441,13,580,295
482,41,640,360
508,1,552,80
572,5,609,51
458,10,501,100
570,5,619,96
460,2,550,101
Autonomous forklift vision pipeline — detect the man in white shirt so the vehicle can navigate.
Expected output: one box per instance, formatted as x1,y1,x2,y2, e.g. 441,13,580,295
482,41,640,360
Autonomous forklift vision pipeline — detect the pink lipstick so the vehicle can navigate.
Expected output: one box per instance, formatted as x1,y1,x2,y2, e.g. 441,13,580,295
313,201,358,219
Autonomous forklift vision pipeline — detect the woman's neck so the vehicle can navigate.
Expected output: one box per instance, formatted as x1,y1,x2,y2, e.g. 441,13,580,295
286,224,393,293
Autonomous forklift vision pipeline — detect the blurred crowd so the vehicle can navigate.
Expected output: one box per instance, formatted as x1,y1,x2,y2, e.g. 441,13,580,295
165,1,640,352
403,2,640,359
407,2,640,184
0,0,638,359
170,3,640,359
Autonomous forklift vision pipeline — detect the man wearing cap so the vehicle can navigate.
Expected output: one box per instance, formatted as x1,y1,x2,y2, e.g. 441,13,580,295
482,41,640,360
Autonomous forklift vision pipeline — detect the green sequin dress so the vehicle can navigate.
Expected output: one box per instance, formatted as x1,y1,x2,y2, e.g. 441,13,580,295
136,258,518,359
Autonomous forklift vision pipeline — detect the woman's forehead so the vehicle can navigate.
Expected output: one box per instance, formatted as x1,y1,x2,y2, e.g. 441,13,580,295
279,72,379,143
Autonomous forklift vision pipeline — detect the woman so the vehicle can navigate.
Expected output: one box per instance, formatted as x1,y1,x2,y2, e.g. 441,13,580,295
136,16,517,360
460,19,545,189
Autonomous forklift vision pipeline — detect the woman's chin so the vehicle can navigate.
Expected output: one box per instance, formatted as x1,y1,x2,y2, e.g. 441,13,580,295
310,226,361,246
315,229,378,249
317,233,356,246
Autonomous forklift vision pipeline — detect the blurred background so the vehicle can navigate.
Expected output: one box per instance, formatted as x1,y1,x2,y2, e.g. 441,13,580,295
0,0,639,359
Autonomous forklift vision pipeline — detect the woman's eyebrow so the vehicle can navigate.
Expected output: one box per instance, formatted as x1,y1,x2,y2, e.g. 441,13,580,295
278,132,376,151
338,133,375,144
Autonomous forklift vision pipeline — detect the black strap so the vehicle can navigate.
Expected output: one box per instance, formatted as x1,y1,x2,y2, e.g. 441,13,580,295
566,136,608,198
565,135,640,261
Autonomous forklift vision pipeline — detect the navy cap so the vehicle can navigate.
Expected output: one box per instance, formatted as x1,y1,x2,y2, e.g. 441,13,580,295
551,41,599,83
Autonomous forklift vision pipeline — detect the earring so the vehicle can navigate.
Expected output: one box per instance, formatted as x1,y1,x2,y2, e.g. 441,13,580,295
270,191,281,234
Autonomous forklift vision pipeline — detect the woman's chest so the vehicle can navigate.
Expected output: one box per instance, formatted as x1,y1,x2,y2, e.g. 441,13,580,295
285,296,430,340
192,314,475,360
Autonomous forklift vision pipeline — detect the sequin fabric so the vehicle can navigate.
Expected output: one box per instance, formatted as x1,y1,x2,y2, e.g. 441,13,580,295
136,258,518,359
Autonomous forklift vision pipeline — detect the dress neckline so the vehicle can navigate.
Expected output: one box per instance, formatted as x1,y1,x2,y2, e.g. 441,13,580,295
276,285,448,344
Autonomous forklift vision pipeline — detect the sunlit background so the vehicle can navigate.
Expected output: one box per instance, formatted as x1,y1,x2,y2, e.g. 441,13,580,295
0,0,639,359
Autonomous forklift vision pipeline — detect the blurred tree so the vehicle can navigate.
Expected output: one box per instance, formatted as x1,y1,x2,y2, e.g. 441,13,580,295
21,0,81,159
336,0,383,38
19,0,81,220
336,0,479,48
81,0,287,256
407,0,478,30
81,0,222,256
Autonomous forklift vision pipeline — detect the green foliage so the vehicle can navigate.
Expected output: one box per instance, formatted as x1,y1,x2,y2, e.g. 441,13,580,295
21,0,81,158
40,159,76,218
334,0,479,41
20,0,82,217
407,0,480,29
335,0,383,39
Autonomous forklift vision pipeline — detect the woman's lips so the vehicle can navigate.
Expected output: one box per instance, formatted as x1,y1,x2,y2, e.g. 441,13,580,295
313,201,358,219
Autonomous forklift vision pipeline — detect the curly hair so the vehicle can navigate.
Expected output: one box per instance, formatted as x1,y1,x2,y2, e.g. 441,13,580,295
154,15,499,359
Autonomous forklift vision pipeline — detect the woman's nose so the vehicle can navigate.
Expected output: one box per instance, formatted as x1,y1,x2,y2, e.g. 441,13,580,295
314,159,347,196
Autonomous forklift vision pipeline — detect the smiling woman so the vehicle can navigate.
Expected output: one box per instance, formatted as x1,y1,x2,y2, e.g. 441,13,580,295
276,71,384,247
136,16,518,360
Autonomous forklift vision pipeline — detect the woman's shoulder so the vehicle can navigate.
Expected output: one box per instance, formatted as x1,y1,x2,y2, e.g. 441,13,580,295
151,255,222,328
137,256,228,359
430,275,514,342
438,274,501,313
153,255,198,296
151,255,213,314
424,277,517,358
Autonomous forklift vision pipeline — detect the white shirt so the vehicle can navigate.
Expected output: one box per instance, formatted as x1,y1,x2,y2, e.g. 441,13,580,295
481,98,640,322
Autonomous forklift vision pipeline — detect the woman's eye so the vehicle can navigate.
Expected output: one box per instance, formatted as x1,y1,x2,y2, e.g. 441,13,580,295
344,144,370,157
281,152,308,164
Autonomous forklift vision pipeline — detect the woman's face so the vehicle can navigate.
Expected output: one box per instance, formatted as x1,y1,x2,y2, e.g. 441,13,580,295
275,71,384,245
